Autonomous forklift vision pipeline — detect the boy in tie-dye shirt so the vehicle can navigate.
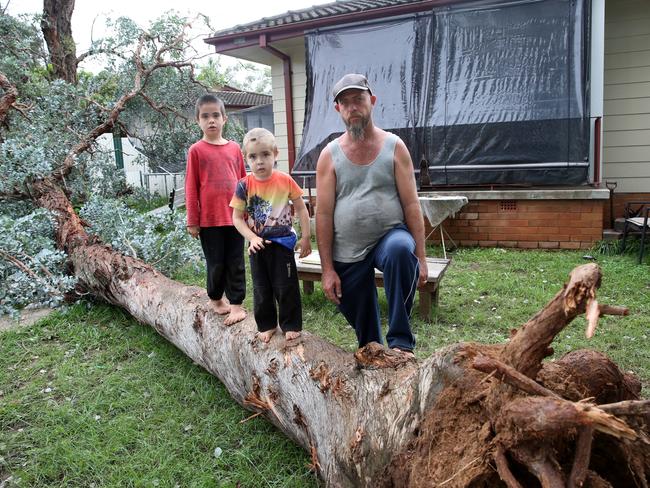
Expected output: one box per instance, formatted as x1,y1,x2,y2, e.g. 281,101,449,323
231,128,311,343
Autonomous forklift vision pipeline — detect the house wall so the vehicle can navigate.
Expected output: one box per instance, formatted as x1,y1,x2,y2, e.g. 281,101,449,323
268,38,307,175
96,133,144,188
431,199,604,250
602,0,650,201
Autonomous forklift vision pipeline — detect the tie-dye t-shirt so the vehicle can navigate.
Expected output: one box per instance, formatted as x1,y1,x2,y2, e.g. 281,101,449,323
230,171,303,248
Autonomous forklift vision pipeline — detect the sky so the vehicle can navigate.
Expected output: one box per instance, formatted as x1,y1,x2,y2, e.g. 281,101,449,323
4,0,318,71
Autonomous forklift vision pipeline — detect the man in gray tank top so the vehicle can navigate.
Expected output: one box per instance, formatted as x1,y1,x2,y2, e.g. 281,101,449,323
315,73,428,356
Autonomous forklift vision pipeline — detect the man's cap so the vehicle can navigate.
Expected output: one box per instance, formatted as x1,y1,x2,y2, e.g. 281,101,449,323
332,73,372,102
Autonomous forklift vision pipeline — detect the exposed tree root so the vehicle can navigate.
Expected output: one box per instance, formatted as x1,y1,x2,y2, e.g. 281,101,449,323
381,264,649,487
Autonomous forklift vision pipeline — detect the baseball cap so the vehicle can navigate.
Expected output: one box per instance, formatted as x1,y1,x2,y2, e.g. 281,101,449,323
332,73,372,102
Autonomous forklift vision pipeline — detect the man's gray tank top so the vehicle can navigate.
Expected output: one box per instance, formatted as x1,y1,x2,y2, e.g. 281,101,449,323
329,132,404,263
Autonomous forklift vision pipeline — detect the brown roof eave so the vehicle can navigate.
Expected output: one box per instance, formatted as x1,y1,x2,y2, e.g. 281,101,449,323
204,0,457,52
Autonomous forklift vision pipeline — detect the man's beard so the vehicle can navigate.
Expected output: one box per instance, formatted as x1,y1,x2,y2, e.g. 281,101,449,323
345,116,369,141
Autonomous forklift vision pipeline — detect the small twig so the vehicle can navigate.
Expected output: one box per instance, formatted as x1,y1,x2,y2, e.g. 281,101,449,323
568,426,594,488
239,411,262,424
438,456,482,486
478,368,497,385
117,213,138,257
0,248,36,277
494,445,523,488
585,301,630,339
598,304,629,316
472,355,560,399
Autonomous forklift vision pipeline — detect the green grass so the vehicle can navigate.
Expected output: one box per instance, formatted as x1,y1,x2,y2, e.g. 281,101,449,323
124,194,169,213
1,248,648,486
0,305,316,487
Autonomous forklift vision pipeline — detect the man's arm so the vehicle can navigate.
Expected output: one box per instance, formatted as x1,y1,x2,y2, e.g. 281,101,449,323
394,139,428,287
315,146,341,304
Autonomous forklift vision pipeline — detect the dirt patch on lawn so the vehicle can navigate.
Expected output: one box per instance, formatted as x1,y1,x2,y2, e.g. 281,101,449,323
0,308,54,332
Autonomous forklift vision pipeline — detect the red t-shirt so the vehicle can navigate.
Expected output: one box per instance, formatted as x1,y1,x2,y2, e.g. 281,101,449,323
185,140,246,227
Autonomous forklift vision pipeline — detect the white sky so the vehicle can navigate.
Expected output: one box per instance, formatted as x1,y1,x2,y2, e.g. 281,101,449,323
5,0,318,71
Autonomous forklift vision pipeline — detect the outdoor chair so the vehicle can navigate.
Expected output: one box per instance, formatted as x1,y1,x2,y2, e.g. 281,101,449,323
620,201,650,264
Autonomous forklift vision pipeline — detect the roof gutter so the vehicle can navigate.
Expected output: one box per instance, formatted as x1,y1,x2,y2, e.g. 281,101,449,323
259,34,296,172
205,0,453,51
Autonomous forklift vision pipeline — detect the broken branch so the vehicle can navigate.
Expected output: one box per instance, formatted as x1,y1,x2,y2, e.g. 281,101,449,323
472,354,560,398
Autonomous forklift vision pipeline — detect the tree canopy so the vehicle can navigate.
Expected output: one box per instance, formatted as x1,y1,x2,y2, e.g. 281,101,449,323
0,5,257,315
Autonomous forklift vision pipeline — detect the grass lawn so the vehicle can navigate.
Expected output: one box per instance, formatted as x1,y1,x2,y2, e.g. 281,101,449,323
1,248,648,486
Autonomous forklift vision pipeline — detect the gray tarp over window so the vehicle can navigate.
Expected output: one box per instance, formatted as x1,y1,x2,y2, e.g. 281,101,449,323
294,0,590,187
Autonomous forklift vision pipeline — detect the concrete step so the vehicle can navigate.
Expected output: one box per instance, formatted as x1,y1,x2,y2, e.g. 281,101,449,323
614,218,627,232
602,229,622,241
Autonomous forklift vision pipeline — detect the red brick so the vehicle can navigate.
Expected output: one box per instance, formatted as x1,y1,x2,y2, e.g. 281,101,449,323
479,240,497,247
580,242,594,249
539,241,560,249
460,240,479,246
560,241,581,249
459,213,479,220
497,241,518,247
517,241,539,248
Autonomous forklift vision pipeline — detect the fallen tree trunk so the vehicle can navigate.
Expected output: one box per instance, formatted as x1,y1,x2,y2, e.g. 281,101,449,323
34,179,649,487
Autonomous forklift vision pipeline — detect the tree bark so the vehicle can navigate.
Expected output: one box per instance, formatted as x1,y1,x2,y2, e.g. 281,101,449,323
41,0,78,84
31,177,650,486
33,179,466,485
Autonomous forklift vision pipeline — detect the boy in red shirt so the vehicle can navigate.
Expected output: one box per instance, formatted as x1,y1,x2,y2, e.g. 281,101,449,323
230,128,311,342
185,94,247,325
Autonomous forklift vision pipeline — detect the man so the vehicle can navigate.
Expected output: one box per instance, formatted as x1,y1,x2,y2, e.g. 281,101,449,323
315,73,428,357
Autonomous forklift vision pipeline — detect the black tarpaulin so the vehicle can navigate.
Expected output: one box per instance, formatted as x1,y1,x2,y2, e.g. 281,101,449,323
295,0,591,187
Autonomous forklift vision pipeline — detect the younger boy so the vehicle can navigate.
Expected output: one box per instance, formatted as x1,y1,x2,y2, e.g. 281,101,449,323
185,94,247,325
230,128,311,342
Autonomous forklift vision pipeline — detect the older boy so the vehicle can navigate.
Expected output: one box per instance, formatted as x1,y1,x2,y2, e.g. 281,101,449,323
185,94,247,325
231,128,311,342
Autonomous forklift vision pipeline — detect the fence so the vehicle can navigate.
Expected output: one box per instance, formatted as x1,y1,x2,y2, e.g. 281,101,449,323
140,170,184,197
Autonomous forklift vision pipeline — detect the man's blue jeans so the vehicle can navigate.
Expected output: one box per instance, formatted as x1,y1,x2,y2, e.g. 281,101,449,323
334,225,419,351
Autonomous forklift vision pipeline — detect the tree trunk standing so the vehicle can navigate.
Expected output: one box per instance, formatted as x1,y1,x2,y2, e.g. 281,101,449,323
32,177,650,487
41,0,77,84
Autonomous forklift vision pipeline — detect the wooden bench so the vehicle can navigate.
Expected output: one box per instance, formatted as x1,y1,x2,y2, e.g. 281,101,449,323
295,252,450,320
168,187,185,213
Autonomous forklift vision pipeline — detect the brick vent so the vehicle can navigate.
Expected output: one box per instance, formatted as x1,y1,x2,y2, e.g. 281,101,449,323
500,200,517,212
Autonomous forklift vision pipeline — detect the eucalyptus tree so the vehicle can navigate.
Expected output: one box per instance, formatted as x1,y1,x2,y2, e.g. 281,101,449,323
1,6,648,488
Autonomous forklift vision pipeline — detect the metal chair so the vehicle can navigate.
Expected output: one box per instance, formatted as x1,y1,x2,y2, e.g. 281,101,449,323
620,201,650,264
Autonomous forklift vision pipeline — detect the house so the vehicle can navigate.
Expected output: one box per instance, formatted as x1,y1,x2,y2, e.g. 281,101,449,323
205,0,649,249
214,85,274,133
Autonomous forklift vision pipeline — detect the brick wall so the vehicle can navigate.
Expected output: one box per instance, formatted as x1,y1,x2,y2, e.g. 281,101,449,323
428,199,604,249
602,192,650,228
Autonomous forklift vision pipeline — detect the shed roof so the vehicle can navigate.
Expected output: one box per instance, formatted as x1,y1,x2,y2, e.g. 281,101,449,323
214,89,271,107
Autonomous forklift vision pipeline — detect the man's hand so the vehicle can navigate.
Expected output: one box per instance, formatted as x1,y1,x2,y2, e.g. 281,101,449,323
322,268,342,305
418,257,428,288
187,225,200,239
296,236,312,259
248,236,269,255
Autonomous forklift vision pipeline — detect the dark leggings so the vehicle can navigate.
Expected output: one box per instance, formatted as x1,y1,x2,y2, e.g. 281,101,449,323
199,226,245,304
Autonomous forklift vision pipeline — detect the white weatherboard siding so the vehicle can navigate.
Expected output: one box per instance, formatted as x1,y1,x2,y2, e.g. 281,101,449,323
603,0,650,193
269,38,306,174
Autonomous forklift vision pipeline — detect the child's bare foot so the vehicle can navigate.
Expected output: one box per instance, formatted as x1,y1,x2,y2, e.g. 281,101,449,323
224,304,246,326
211,298,230,315
285,331,301,341
257,328,277,343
